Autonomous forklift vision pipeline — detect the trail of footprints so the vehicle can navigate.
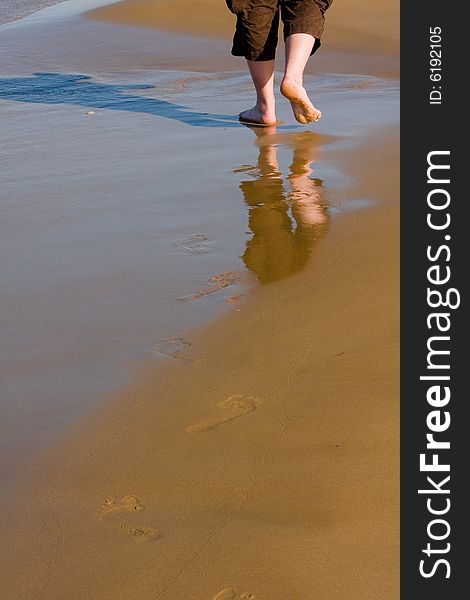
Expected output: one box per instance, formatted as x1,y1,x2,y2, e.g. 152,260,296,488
98,393,259,599
98,495,160,542
98,497,257,596
98,395,258,538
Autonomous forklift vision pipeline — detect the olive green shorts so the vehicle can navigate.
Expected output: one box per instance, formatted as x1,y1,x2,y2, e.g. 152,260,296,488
226,0,333,61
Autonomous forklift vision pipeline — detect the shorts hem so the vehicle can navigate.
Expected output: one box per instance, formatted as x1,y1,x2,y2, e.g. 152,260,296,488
231,49,277,61
283,23,323,55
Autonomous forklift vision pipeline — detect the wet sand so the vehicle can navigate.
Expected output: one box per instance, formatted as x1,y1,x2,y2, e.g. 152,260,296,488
1,132,399,599
0,0,399,598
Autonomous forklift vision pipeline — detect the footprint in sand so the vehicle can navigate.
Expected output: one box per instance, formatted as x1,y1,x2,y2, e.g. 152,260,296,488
98,495,160,542
119,524,161,542
154,336,191,360
214,589,257,600
183,272,240,301
174,233,210,255
98,495,144,518
227,294,244,304
186,395,258,434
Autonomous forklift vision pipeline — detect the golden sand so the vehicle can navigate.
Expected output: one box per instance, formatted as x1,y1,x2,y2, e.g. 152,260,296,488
1,130,399,599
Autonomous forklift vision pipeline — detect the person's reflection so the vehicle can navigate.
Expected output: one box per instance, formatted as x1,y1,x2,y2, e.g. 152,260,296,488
237,127,328,283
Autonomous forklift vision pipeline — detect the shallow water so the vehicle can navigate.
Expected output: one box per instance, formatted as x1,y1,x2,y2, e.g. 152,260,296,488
0,0,398,506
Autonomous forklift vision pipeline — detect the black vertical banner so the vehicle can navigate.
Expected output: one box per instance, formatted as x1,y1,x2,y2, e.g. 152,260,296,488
401,3,467,598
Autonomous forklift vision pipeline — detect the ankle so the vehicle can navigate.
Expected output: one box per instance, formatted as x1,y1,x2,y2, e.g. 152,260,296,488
282,74,303,86
256,99,276,115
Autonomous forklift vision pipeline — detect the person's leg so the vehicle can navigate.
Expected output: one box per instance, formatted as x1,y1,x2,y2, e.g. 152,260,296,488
239,59,277,125
229,1,280,125
280,33,321,124
279,0,333,123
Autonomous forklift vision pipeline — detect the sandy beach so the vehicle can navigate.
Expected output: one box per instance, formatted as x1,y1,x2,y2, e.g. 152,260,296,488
0,1,399,598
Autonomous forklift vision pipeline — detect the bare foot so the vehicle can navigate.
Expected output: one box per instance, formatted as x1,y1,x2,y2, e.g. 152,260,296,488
239,105,277,126
280,77,321,124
